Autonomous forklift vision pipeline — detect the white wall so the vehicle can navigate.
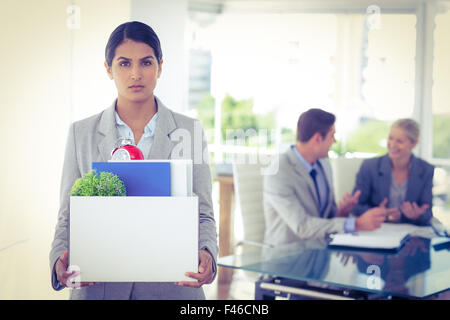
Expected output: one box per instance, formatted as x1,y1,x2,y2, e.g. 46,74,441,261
71,0,131,122
0,0,71,299
130,0,189,113
0,0,131,299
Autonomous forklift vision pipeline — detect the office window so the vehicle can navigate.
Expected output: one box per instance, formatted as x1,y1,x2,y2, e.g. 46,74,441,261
336,13,416,157
432,3,450,160
349,14,416,156
188,9,417,161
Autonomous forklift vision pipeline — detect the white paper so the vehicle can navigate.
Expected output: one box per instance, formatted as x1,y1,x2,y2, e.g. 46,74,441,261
329,223,430,249
69,196,198,282
169,160,193,196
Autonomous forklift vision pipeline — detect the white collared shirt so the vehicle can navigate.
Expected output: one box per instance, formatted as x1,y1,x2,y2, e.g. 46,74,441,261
114,112,159,159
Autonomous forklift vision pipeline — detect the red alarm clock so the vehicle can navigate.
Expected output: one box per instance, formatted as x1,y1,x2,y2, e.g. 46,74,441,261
111,139,144,160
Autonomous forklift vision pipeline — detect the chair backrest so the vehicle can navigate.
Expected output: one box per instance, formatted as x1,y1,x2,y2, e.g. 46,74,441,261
232,162,266,245
331,157,364,201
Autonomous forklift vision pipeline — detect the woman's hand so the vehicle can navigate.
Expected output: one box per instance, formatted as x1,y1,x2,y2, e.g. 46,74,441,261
55,251,99,288
400,201,429,221
175,249,214,288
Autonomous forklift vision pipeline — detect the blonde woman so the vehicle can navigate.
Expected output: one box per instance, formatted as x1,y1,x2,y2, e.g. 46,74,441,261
352,119,434,225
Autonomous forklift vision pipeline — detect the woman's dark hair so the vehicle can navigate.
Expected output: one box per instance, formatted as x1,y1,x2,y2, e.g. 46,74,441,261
296,108,336,142
105,21,162,67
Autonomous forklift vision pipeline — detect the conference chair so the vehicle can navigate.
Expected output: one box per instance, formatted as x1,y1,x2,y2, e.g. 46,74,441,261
232,161,268,250
331,157,364,200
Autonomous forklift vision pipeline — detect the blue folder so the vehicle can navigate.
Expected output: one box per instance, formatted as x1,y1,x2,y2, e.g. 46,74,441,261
92,162,171,196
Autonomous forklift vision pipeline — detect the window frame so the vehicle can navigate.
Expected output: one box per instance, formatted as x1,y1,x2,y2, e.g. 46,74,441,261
189,0,448,166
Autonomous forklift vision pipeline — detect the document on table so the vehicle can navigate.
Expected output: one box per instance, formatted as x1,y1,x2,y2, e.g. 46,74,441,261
328,223,434,250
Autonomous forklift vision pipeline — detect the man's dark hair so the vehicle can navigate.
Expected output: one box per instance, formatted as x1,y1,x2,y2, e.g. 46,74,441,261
296,108,336,142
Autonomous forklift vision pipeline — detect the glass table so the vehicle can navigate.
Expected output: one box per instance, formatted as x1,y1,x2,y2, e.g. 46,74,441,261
218,237,450,300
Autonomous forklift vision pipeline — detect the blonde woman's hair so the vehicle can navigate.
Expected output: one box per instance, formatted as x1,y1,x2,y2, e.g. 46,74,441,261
392,118,420,143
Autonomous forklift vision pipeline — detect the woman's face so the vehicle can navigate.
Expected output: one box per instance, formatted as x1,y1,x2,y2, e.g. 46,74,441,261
387,126,417,161
105,39,162,104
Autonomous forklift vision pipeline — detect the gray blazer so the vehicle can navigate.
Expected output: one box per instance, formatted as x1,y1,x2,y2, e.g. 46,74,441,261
352,154,434,225
263,147,346,246
49,97,218,300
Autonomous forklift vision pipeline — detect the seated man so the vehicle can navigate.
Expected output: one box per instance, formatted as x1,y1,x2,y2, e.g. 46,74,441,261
263,108,389,246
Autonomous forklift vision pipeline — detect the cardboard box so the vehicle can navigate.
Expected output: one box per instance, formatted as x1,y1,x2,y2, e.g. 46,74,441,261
69,196,198,282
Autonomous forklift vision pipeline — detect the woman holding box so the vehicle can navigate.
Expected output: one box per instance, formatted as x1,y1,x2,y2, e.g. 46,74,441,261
50,21,218,299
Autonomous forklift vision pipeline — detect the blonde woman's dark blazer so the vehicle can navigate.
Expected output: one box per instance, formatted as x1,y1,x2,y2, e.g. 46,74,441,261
352,154,434,226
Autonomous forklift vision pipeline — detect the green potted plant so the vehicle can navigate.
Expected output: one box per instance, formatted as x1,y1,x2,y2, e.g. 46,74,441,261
71,171,126,196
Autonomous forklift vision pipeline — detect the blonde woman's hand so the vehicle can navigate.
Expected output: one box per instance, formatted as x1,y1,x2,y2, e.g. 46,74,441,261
400,201,429,221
